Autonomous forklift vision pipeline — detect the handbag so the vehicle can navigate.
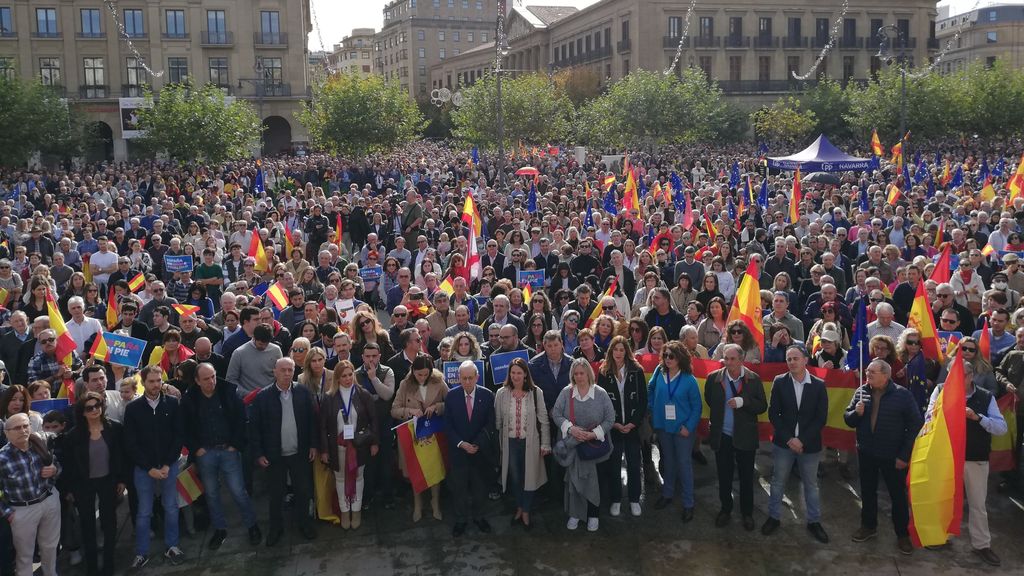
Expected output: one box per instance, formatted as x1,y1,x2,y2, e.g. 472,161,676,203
569,395,611,461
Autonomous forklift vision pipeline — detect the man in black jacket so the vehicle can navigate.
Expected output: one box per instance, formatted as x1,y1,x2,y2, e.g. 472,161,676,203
248,357,319,546
123,365,186,569
182,363,261,550
843,359,923,555
762,346,830,543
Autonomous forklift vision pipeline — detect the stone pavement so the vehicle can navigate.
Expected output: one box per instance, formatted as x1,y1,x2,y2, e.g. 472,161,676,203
70,448,1024,576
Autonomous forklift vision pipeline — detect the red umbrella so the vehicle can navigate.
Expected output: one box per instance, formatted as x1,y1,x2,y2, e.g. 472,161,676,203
515,167,539,176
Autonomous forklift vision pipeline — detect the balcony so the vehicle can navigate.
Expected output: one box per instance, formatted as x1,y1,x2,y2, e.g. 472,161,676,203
120,31,148,40
694,35,718,48
40,84,66,97
240,81,291,98
838,36,863,49
76,31,106,39
78,85,109,99
782,35,807,48
254,32,288,47
753,35,777,49
927,37,940,50
201,30,233,46
162,31,189,40
724,35,749,49
811,36,830,49
121,84,149,97
0,29,16,39
616,38,631,53
30,30,61,39
663,35,688,49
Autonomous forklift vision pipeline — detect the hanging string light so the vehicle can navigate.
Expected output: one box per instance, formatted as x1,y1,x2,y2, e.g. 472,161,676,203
906,0,983,78
103,0,163,78
664,0,698,75
791,0,848,81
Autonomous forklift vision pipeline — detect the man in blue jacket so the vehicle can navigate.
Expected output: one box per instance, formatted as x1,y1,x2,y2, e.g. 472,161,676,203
123,365,185,570
844,359,923,555
444,361,495,538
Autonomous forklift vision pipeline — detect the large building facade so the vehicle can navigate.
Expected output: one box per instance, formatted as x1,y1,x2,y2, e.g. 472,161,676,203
330,28,375,77
431,0,939,105
936,3,1024,73
375,0,500,101
0,0,312,161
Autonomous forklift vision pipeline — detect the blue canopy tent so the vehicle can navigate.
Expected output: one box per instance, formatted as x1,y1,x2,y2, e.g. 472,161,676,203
767,134,872,172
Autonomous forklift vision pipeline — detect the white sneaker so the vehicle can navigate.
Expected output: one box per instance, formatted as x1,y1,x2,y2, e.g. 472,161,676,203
630,502,642,516
609,502,621,517
69,550,83,566
587,517,599,532
566,517,580,530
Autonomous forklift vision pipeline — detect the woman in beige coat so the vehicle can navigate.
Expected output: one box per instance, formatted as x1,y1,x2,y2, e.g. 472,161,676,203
390,355,447,522
494,357,551,530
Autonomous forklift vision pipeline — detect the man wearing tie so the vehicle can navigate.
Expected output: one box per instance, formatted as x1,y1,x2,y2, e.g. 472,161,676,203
444,361,495,537
762,346,830,543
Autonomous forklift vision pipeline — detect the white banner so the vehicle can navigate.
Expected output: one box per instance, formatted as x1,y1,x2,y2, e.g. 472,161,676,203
119,97,151,139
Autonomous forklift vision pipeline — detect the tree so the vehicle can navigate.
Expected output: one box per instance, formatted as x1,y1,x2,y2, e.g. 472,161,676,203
299,73,423,157
0,77,85,167
451,73,574,149
803,79,852,140
135,81,261,163
551,67,603,106
711,100,751,144
750,97,817,148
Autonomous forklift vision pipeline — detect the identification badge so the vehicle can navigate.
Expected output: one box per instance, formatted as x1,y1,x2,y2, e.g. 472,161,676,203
343,424,355,440
665,405,677,420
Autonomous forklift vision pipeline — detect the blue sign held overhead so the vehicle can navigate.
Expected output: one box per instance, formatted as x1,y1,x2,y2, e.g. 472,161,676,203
443,360,485,389
164,254,193,273
488,350,531,387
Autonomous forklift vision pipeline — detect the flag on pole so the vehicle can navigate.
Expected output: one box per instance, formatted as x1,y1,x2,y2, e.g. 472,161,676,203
845,297,870,370
908,282,945,362
859,185,870,213
437,275,455,296
930,244,952,284
726,260,765,355
601,174,616,191
758,176,769,208
266,282,289,310
978,176,995,202
395,419,447,494
789,166,801,223
247,231,269,273
933,219,945,249
461,188,483,237
1008,152,1024,203
105,285,118,330
681,185,694,230
172,303,200,317
978,316,991,362
283,222,295,257
521,283,533,306
47,288,77,367
886,183,902,206
584,277,618,329
623,169,640,213
335,212,344,251
127,272,146,293
253,160,265,194
527,183,538,214
584,202,594,229
703,209,717,243
870,129,884,157
603,187,618,216
176,464,205,506
463,195,481,280
948,165,964,190
729,162,740,189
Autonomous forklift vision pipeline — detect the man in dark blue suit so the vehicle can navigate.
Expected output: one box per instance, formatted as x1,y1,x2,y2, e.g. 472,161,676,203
444,360,495,537
762,345,830,543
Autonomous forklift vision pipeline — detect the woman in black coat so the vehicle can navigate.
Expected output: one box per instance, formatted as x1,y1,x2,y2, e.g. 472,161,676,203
60,391,126,576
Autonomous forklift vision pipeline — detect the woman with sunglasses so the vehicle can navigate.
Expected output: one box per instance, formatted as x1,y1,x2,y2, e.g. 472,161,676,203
349,310,395,365
807,301,851,349
712,320,762,363
894,328,941,412
937,336,997,393
60,391,126,576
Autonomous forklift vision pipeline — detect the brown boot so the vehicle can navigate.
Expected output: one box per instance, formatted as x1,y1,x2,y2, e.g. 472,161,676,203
351,510,362,529
340,511,351,530
430,485,442,520
412,491,423,522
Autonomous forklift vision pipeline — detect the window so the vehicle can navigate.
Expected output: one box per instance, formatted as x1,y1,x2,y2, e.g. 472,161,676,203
453,31,459,42
125,57,147,96
410,0,416,7
870,19,883,39
699,56,712,78
896,19,909,48
621,20,629,41
417,29,425,41
728,17,742,40
467,32,473,42
418,65,426,76
989,10,997,22
80,9,101,37
481,32,487,43
207,10,227,43
453,48,460,55
39,57,60,85
209,57,228,86
439,47,446,59
729,55,741,82
0,57,13,80
0,8,12,36
843,18,856,43
166,10,186,38
758,56,770,81
123,9,144,38
623,58,630,75
438,31,444,41
758,17,771,38
260,57,283,94
418,47,425,58
787,56,800,78
260,11,281,44
432,0,439,7
987,31,997,43
462,0,469,8
787,17,801,43
815,18,829,46
476,1,483,9
699,17,713,39
585,35,591,52
843,55,854,81
168,57,188,83
83,57,105,97
668,16,682,38
36,8,58,37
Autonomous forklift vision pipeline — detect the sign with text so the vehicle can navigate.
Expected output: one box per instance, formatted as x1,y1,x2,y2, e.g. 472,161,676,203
359,265,382,283
164,254,193,273
95,332,148,368
489,349,531,386
517,269,545,290
443,360,485,388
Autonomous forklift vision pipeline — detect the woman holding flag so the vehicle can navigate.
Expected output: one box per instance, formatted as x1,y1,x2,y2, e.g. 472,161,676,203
390,355,446,523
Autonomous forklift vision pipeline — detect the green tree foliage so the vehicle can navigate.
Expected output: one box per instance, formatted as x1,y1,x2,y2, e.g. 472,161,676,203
300,73,423,157
451,73,573,148
711,100,752,143
0,77,85,166
803,79,852,140
750,97,818,148
552,67,603,107
575,69,725,149
135,81,261,163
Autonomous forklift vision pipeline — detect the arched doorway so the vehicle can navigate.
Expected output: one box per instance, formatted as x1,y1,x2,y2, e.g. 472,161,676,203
85,121,114,163
262,116,292,156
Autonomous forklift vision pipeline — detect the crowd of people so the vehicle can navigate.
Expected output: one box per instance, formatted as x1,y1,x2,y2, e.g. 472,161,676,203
0,137,1022,575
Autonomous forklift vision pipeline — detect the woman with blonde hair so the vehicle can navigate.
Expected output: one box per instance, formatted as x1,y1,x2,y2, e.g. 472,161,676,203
297,346,332,400
349,309,395,362
390,355,447,522
494,357,550,529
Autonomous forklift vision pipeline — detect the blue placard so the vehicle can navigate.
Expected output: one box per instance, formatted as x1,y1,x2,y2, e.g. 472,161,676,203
359,265,382,282
164,254,194,273
938,331,963,355
31,398,69,414
488,349,531,386
517,269,545,290
98,332,148,368
443,360,484,388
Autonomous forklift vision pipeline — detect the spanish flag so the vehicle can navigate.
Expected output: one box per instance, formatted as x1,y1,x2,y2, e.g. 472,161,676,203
870,129,884,158
335,212,344,252
891,141,903,170
703,209,718,243
789,166,801,224
283,222,295,257
585,277,618,329
172,303,200,317
266,282,289,310
907,350,966,548
978,316,991,362
437,275,455,296
461,188,482,237
907,281,944,362
990,393,1018,472
886,183,902,206
521,283,533,306
176,464,205,506
933,219,945,249
622,169,640,213
929,244,952,284
82,253,92,283
47,287,77,367
127,272,146,293
247,230,269,273
1008,152,1024,203
726,260,765,355
981,242,995,257
105,285,119,330
978,176,996,202
88,331,110,362
0,286,8,307
601,174,616,191
395,418,447,494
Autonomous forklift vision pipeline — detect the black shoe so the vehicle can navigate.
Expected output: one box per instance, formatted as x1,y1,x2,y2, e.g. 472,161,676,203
265,529,283,548
681,508,694,523
692,451,708,465
653,496,672,510
452,522,467,537
761,518,780,536
807,522,829,544
207,529,227,550
248,525,262,546
742,516,755,531
474,518,492,533
715,511,731,527
299,525,316,541
973,547,1001,567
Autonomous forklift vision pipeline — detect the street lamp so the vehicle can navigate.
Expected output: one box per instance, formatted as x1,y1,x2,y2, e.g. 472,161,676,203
876,25,907,155
495,0,510,191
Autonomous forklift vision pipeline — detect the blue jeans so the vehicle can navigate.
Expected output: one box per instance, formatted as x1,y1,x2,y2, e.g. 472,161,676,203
768,445,822,523
133,462,180,556
656,430,695,508
195,448,257,531
506,438,535,512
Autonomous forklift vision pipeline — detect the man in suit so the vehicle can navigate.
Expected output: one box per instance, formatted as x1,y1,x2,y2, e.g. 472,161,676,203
387,327,422,387
248,357,319,546
480,240,504,275
0,311,31,373
762,346,830,543
444,361,495,537
528,331,572,411
704,343,767,531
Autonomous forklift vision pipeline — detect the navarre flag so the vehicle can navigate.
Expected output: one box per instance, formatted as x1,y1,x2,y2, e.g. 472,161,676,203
907,351,966,548
726,260,765,355
172,303,200,317
585,277,617,329
395,419,447,494
266,282,289,310
929,244,952,284
176,464,205,506
105,285,118,330
907,281,944,362
247,230,269,273
47,287,77,367
870,129,884,157
127,272,146,293
789,166,802,223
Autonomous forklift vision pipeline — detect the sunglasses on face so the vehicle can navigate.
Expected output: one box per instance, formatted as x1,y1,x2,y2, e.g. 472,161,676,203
291,347,307,353
905,340,920,346
40,338,56,344
940,318,958,324
84,403,102,412
961,346,977,352
729,330,744,335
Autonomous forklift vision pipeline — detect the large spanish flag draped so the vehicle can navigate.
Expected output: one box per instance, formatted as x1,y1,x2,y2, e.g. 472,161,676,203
726,260,764,355
47,288,77,367
908,351,966,548
907,281,944,362
395,419,447,494
789,166,801,223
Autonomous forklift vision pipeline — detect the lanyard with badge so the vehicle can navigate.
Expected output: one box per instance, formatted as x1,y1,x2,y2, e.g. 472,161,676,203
664,370,682,421
339,389,355,441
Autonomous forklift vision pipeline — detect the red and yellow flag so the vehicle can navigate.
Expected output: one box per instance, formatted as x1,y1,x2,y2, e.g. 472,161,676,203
981,242,995,257
907,350,966,547
929,244,952,284
247,230,269,273
703,209,718,244
127,272,146,293
907,281,944,362
105,285,119,330
521,283,533,306
978,316,991,362
437,275,455,296
1008,152,1024,203
461,189,483,237
584,277,617,329
978,176,996,202
622,169,640,213
934,219,945,249
870,129,884,157
395,419,447,494
726,260,765,354
47,287,77,367
283,222,295,257
176,464,205,505
266,282,289,310
789,166,801,223
335,212,344,251
601,174,616,191
990,393,1018,472
886,183,902,206
172,303,200,317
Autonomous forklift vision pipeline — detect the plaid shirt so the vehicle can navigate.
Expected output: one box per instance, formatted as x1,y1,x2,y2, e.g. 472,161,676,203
0,439,60,517
27,350,83,392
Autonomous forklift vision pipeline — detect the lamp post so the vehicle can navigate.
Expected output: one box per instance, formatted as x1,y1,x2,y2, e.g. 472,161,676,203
876,25,907,154
495,0,509,191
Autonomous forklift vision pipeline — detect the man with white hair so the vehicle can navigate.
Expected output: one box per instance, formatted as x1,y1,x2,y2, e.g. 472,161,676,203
867,303,906,341
481,294,526,338
65,296,103,355
444,360,495,538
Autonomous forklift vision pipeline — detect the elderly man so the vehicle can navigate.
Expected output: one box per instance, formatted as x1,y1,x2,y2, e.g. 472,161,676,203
867,303,906,341
27,329,84,396
138,281,179,328
65,297,103,355
444,361,495,537
445,305,485,342
482,295,526,338
425,291,456,345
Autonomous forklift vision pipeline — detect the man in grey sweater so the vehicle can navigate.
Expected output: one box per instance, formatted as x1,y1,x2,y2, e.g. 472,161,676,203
226,324,282,399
